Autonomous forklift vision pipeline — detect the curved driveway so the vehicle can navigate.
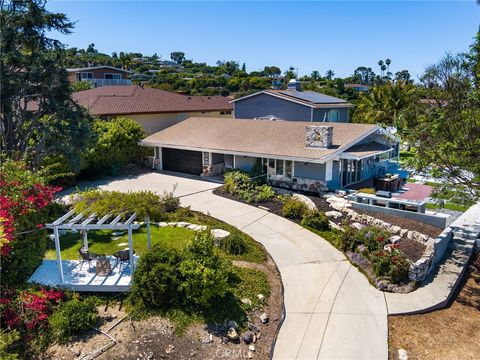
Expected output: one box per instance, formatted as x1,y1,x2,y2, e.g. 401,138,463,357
87,172,388,360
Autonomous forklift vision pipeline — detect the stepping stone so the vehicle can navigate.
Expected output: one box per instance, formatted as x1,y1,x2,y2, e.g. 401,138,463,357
176,222,191,228
112,237,121,241
112,231,124,236
117,242,128,247
211,229,230,240
158,222,168,227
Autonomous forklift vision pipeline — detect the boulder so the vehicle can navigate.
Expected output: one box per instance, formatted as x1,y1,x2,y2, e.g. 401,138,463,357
259,312,269,324
158,222,168,227
211,229,230,241
292,194,317,211
176,222,191,228
227,320,238,330
390,226,402,234
243,331,254,344
400,229,408,237
325,210,343,219
389,235,402,244
241,298,252,306
351,222,365,230
226,327,239,341
257,293,265,302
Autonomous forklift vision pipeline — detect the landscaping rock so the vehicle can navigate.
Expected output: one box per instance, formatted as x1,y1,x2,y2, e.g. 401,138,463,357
259,312,269,324
398,348,409,360
241,298,252,306
226,327,239,341
167,222,178,227
389,235,402,244
325,211,343,220
292,193,317,211
112,231,124,236
117,242,128,247
257,293,265,302
227,320,238,330
211,229,230,241
351,222,365,230
165,344,175,354
400,228,408,237
248,322,259,333
158,222,168,227
243,331,254,344
390,226,402,234
176,222,191,228
247,351,254,359
249,344,256,352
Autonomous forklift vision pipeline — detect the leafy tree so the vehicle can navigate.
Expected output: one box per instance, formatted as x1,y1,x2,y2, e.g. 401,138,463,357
408,31,480,197
353,66,376,85
394,70,413,84
0,0,93,171
86,43,96,53
263,66,281,77
82,117,145,175
71,81,93,92
170,51,185,64
325,69,335,80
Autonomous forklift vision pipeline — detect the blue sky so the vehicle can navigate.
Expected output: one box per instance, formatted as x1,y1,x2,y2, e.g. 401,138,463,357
47,1,479,79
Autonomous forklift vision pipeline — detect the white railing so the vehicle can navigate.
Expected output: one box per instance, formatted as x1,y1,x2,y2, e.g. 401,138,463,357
85,79,132,87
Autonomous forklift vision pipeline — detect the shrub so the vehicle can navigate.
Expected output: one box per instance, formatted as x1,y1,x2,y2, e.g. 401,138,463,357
224,170,252,194
178,232,231,307
357,188,376,195
159,190,180,213
129,248,183,310
335,226,362,252
82,117,145,176
0,329,20,360
357,227,390,253
301,210,330,231
220,233,247,255
49,297,98,343
371,249,410,282
282,197,308,219
254,184,275,202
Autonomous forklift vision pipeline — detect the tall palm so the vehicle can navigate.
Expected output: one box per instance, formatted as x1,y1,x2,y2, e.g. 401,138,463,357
325,69,335,80
378,60,384,76
311,70,320,81
385,58,391,73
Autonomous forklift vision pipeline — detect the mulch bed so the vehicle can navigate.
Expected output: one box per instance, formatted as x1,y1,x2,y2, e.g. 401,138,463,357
397,238,426,263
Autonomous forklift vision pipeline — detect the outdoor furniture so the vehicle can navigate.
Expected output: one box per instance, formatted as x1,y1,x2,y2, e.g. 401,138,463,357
113,249,136,269
79,247,99,269
376,190,392,198
95,255,112,276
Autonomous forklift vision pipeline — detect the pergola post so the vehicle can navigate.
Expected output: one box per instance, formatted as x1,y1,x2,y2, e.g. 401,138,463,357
146,215,151,250
83,230,89,250
54,227,64,283
128,226,135,278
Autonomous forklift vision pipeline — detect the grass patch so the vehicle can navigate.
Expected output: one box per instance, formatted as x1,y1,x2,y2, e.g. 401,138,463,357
45,208,267,263
303,225,341,246
424,181,440,187
45,226,196,260
426,202,469,212
230,267,271,309
407,178,417,183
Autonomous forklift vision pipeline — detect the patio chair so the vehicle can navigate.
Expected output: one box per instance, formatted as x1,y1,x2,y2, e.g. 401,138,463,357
79,247,99,270
113,249,136,269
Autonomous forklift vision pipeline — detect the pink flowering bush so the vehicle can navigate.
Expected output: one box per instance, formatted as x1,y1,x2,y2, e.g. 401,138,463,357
0,159,64,286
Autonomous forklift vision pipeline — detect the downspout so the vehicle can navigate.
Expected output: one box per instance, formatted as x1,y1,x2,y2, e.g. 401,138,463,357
310,107,313,122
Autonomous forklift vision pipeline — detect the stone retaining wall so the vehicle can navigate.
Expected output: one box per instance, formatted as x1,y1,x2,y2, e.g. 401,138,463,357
269,177,329,194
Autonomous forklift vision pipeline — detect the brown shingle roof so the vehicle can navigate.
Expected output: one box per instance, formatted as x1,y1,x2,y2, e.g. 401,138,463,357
72,86,232,116
142,118,378,162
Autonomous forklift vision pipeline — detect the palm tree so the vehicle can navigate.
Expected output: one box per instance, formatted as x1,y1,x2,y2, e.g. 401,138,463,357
385,59,391,73
378,60,384,76
311,70,320,81
325,69,335,80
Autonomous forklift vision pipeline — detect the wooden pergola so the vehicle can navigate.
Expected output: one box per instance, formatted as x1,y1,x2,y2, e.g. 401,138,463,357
46,209,145,283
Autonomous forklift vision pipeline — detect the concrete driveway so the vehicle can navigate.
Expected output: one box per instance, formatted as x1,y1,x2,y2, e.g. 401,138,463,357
78,171,388,360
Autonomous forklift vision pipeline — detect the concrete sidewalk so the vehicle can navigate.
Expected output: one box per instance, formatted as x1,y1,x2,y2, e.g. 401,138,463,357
95,172,388,360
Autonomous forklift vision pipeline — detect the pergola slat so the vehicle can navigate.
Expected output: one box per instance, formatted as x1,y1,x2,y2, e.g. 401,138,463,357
81,213,97,227
110,214,123,226
125,213,137,226
97,214,112,225
67,213,84,224
48,209,75,227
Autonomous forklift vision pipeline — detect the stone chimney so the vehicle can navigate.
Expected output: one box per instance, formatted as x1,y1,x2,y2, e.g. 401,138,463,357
305,126,333,149
287,79,301,91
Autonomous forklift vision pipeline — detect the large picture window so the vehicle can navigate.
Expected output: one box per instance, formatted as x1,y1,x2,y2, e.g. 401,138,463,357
327,109,340,122
341,159,363,186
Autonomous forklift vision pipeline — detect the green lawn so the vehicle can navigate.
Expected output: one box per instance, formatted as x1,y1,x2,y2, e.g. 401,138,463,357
45,226,196,260
45,209,267,263
426,202,469,212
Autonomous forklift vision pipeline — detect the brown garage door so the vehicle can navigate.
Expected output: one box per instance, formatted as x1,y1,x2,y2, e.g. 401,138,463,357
162,148,203,175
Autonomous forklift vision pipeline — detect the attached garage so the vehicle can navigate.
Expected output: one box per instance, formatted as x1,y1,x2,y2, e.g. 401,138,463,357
162,148,203,175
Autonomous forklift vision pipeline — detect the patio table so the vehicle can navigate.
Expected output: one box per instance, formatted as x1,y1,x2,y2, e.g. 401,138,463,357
96,255,112,276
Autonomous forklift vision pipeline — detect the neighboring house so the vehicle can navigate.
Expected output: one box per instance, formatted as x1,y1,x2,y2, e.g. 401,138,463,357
231,79,353,123
67,66,132,87
72,85,233,134
141,117,399,192
345,83,370,92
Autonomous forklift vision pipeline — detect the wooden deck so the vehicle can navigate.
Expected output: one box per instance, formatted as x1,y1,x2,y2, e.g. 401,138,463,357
28,257,136,292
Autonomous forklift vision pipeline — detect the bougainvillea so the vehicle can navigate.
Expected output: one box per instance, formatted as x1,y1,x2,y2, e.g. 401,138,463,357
0,161,61,256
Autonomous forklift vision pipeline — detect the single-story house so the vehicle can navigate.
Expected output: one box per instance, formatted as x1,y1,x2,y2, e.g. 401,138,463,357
141,117,400,192
345,83,369,92
231,79,353,123
72,85,233,134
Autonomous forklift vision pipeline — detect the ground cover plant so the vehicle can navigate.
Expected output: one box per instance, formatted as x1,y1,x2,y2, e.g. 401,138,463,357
223,170,275,203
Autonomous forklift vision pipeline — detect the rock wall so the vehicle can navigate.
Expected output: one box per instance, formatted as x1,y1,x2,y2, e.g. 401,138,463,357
202,163,225,177
269,177,329,194
305,126,333,149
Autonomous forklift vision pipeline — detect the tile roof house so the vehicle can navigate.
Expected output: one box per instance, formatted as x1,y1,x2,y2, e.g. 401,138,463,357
72,85,233,134
141,117,399,192
231,79,354,123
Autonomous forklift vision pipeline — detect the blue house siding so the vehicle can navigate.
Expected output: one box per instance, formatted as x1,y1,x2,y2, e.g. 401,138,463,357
234,93,311,121
294,162,326,180
312,108,349,122
327,161,341,189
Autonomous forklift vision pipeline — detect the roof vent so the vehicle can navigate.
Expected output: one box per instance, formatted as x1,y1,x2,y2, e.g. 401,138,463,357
305,126,333,149
287,79,301,91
